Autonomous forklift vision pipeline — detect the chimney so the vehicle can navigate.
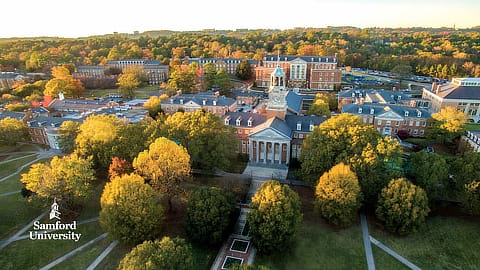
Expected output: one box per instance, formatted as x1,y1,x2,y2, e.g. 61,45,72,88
435,84,441,95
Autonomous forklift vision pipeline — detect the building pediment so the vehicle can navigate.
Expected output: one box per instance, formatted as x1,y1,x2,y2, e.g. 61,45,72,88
376,110,403,120
290,58,307,64
184,100,201,107
250,127,291,140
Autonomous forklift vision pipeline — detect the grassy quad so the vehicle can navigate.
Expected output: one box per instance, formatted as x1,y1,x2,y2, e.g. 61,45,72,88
0,155,39,179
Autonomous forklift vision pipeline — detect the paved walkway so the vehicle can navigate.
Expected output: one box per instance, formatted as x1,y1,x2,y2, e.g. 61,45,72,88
0,153,38,165
86,240,119,270
0,190,21,197
0,149,58,183
0,210,48,250
360,213,376,270
370,236,422,270
38,233,108,270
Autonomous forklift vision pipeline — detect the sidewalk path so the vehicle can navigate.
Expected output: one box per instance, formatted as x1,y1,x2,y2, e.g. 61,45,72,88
0,153,38,165
86,240,118,270
0,150,58,183
360,213,376,270
0,210,48,250
370,236,421,270
39,233,108,270
0,190,21,197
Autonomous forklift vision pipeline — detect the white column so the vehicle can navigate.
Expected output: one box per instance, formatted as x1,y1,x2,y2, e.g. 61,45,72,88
273,142,276,164
249,139,254,162
286,141,290,165
257,141,261,163
264,141,268,164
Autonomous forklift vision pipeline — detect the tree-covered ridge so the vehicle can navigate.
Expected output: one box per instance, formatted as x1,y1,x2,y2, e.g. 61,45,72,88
1,28,479,77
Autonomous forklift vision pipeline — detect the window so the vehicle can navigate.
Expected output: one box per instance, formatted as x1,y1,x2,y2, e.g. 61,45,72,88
297,122,302,131
415,121,420,127
247,120,252,127
236,119,241,126
299,133,304,139
420,130,425,136
386,120,391,126
395,121,400,126
309,124,314,131
224,118,230,125
409,120,413,126
413,129,418,135
241,141,247,153
377,119,382,125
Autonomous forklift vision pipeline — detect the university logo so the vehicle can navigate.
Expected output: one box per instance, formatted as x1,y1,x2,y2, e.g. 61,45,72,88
29,198,82,242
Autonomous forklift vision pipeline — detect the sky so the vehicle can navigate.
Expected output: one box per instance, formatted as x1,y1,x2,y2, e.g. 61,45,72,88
1,0,479,38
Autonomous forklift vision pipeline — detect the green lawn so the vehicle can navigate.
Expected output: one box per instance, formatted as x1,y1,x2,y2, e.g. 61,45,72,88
254,221,366,270
50,238,111,270
0,158,51,194
0,155,38,179
0,221,105,270
464,123,480,131
0,195,46,239
369,215,480,270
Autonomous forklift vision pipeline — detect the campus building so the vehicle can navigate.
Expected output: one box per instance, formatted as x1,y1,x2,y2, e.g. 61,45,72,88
187,58,258,75
422,78,480,123
223,64,327,165
161,90,237,117
255,55,341,92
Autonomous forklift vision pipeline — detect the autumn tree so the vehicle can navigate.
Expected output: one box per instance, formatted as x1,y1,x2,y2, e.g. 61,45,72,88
236,59,252,80
463,180,480,216
160,110,238,171
57,121,80,153
0,117,29,145
301,113,402,203
144,94,168,118
133,137,191,211
99,173,163,244
21,154,95,206
315,163,362,227
248,180,302,253
44,65,84,98
203,62,217,90
186,187,236,245
427,107,467,143
307,97,330,117
74,114,121,169
376,178,430,235
408,151,449,203
108,157,133,180
215,68,234,95
167,66,196,94
118,237,193,270
117,66,147,98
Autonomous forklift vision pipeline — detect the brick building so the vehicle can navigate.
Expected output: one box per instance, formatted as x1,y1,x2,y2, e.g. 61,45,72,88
338,89,430,111
187,58,258,75
161,90,237,117
255,55,341,92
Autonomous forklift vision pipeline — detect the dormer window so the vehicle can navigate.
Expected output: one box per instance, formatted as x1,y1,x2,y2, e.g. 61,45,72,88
224,116,231,125
180,99,184,105
405,111,409,117
213,100,217,106
417,111,422,117
297,122,302,131
358,107,363,113
247,117,253,127
236,117,242,126
202,100,206,106
370,108,374,114
309,122,314,131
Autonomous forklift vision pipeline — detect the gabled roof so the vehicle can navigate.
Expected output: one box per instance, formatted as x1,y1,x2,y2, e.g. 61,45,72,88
341,103,431,118
0,111,25,120
426,79,480,100
286,91,303,113
222,112,267,128
162,91,236,107
250,117,292,138
285,115,328,132
26,116,81,129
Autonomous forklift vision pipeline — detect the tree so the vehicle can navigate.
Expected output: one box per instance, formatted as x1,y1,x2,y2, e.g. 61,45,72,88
108,157,133,180
408,151,449,203
144,94,168,118
112,123,150,162
315,163,362,227
44,65,84,98
118,237,193,270
449,152,480,193
307,97,330,117
99,173,163,244
186,187,236,245
0,117,29,145
215,68,234,95
167,66,196,94
74,114,121,169
21,154,95,206
161,110,238,171
391,64,412,85
236,60,252,80
203,62,217,90
300,113,402,203
463,180,480,216
248,180,302,253
57,121,80,153
133,137,191,211
117,66,146,98
376,178,430,235
428,107,467,143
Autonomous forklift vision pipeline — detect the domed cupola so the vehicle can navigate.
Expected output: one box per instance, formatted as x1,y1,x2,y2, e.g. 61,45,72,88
271,64,285,87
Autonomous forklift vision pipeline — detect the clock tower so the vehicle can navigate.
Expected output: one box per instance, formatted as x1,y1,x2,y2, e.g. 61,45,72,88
266,64,288,120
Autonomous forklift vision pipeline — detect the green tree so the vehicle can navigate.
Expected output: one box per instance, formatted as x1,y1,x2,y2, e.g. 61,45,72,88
408,151,449,202
100,173,163,244
44,65,84,98
248,180,302,253
376,178,430,235
186,187,236,245
427,107,467,143
57,121,80,154
133,137,191,211
0,118,29,145
21,154,95,206
463,180,480,216
449,152,480,193
236,59,252,80
144,94,168,118
307,97,331,117
167,66,196,94
118,237,193,270
161,110,237,171
315,163,362,227
215,68,234,95
203,62,217,90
